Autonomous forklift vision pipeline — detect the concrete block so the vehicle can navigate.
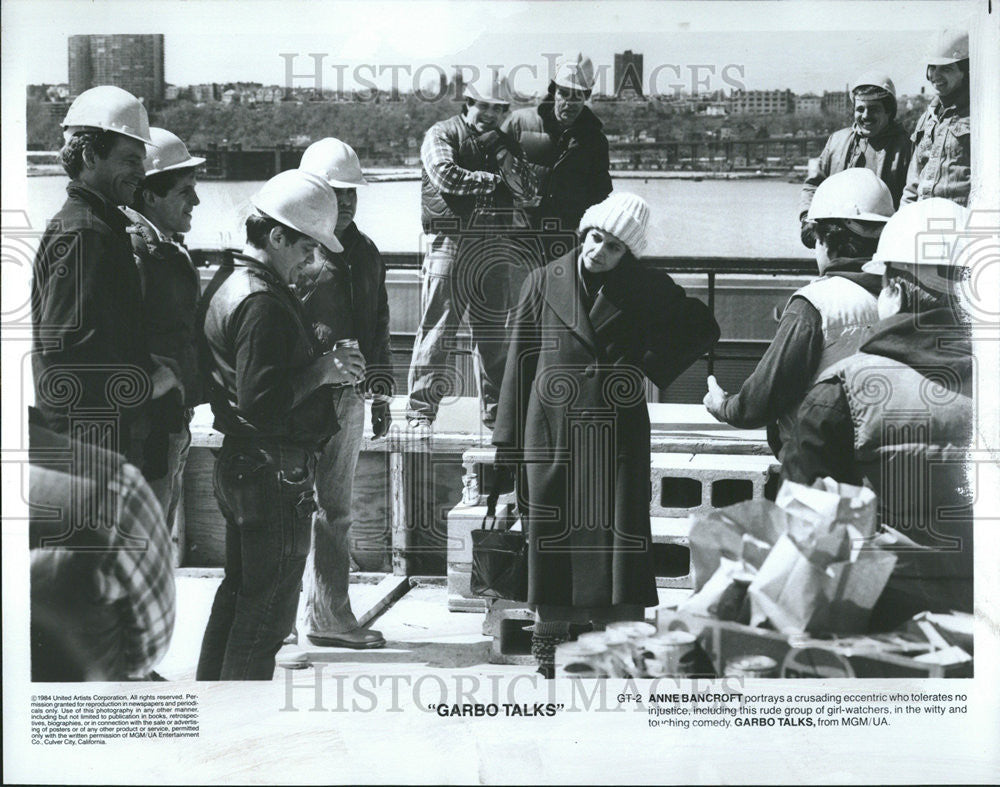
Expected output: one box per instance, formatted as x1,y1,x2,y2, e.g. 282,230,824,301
481,599,533,637
651,453,778,518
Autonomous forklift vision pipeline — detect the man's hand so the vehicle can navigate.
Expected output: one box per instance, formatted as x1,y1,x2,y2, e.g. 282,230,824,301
703,375,728,421
800,215,817,249
319,345,366,387
476,129,509,157
371,400,392,439
313,322,334,350
150,359,184,401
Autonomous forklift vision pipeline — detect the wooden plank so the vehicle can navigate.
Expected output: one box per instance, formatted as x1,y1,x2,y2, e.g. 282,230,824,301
389,450,407,576
355,575,411,628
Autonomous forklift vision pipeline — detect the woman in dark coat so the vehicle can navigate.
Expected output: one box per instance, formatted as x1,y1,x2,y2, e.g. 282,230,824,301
492,193,720,674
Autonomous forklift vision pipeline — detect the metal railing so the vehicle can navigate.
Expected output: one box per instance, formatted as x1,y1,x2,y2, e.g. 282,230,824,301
191,249,815,378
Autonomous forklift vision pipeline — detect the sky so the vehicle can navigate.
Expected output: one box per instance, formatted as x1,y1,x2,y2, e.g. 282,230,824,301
1,0,975,97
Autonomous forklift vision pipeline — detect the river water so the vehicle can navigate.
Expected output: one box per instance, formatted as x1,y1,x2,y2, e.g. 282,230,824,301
25,175,811,259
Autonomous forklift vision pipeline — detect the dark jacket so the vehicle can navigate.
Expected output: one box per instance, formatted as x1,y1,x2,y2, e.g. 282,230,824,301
503,101,612,234
902,92,971,206
494,251,720,608
295,222,394,399
31,182,154,455
127,211,204,408
799,121,913,219
780,308,972,622
200,255,338,447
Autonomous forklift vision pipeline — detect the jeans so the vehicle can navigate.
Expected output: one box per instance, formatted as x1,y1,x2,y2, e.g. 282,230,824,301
196,437,316,680
406,234,514,425
147,417,192,564
301,387,365,636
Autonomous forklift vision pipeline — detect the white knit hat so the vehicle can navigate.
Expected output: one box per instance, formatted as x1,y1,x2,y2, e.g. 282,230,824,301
578,192,650,256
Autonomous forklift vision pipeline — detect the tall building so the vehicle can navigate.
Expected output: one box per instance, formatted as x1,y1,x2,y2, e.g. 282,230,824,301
728,89,794,115
822,90,851,118
614,50,644,99
68,34,165,104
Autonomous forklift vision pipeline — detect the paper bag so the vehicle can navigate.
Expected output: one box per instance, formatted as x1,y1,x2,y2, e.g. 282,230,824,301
749,534,898,635
687,500,789,591
678,557,750,618
776,478,878,539
747,535,827,633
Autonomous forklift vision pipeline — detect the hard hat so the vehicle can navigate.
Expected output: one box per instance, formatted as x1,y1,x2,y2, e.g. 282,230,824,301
925,29,969,66
552,52,595,93
851,72,896,97
61,85,153,144
807,168,895,224
143,127,206,176
863,198,971,291
298,137,368,188
463,72,512,105
250,170,343,253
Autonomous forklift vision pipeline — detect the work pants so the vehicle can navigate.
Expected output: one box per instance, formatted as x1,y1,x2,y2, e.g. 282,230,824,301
301,387,365,636
197,437,316,680
406,233,519,426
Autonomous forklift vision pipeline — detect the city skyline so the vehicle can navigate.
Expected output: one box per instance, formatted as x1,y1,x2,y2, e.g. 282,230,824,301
5,0,970,98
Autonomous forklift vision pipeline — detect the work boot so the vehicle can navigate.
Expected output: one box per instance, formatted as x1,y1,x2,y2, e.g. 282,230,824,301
531,621,572,679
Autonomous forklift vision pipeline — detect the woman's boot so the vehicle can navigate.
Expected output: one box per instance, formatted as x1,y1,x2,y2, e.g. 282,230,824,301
531,621,571,679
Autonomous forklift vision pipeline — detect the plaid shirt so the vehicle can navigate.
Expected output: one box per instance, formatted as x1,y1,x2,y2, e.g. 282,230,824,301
97,460,177,677
31,455,176,678
421,117,498,197
421,116,541,217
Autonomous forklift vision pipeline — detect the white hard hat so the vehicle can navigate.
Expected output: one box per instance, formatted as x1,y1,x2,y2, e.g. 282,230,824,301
553,52,595,93
807,169,895,224
298,137,368,188
851,72,896,97
144,127,205,176
863,199,971,291
62,85,153,144
463,72,513,105
925,29,969,66
250,170,343,254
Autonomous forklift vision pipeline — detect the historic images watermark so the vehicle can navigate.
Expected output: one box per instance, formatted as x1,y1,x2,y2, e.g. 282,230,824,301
280,53,747,102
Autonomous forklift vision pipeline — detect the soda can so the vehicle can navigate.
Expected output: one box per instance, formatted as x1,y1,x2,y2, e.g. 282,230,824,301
555,640,611,679
641,631,698,677
605,621,657,672
332,338,364,391
724,655,778,678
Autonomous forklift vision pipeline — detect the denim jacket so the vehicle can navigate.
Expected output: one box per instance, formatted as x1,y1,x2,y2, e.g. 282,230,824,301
902,94,971,206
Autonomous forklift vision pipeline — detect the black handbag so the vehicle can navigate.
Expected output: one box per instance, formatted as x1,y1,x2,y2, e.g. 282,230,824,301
470,470,527,602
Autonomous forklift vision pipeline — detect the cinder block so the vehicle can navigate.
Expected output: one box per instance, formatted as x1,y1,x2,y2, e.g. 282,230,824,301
651,516,693,589
651,453,778,518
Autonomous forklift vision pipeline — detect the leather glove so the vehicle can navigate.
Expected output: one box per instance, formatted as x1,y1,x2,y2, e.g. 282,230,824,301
371,400,392,439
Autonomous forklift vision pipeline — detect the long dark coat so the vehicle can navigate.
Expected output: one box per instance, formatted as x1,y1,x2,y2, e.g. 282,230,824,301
493,251,720,608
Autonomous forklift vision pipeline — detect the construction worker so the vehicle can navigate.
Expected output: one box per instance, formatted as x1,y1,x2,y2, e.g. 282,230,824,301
123,127,206,562
502,52,612,257
407,70,539,431
295,138,391,649
902,30,971,206
32,86,181,469
798,71,912,247
781,198,973,627
704,168,891,455
196,170,365,680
